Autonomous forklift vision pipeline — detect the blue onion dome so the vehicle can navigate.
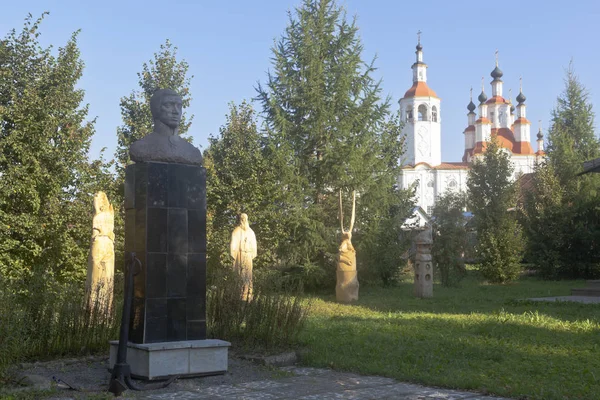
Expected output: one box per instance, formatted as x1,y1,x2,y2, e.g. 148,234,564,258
510,103,516,113
416,43,423,51
467,100,476,112
491,66,503,79
537,128,543,140
516,90,526,104
478,91,487,104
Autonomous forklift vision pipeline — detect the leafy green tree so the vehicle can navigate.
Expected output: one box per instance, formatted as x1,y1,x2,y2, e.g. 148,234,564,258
467,136,523,283
431,191,467,286
204,101,290,275
522,63,600,279
0,13,114,294
256,0,410,283
521,162,567,278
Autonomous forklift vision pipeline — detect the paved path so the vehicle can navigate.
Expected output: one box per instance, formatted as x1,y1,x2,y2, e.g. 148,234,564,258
20,357,510,399
134,367,509,400
527,295,600,304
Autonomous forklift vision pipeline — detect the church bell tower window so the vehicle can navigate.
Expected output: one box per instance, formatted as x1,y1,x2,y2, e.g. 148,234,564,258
432,106,438,122
406,106,413,122
418,104,428,121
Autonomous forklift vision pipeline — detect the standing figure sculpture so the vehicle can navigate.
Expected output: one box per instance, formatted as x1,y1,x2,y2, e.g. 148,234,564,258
86,191,115,314
230,213,257,301
336,190,359,303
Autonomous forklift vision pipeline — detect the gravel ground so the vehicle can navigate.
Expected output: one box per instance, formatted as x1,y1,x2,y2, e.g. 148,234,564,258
4,352,290,399
2,354,511,400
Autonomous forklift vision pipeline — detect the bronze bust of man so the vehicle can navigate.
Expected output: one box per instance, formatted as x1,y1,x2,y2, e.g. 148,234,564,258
129,89,203,165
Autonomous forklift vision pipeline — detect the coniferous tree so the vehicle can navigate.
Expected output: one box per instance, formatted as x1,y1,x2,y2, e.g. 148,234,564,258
0,14,113,293
256,0,412,283
468,136,523,283
547,61,599,184
523,63,600,278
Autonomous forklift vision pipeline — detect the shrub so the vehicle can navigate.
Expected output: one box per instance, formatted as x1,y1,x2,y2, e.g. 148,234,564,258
477,226,523,283
206,267,311,350
432,192,467,286
0,276,121,379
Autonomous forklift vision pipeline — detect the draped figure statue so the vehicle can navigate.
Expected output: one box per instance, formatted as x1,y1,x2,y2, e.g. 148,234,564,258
86,191,115,314
230,213,257,300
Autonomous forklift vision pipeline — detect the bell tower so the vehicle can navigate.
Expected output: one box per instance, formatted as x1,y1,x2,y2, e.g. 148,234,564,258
399,32,441,167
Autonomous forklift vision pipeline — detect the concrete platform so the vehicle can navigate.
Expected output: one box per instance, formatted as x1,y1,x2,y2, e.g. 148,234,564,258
109,339,230,380
527,295,600,304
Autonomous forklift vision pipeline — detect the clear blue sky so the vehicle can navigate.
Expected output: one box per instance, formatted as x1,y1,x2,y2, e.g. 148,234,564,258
2,0,599,162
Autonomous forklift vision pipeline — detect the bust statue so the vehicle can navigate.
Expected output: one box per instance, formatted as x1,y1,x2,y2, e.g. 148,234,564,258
129,89,203,165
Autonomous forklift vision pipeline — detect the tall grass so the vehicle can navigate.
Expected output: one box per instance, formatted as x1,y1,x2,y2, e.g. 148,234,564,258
206,268,311,350
0,277,121,380
0,265,312,381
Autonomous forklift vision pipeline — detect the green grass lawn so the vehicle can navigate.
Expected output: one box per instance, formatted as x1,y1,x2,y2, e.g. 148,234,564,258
298,276,600,400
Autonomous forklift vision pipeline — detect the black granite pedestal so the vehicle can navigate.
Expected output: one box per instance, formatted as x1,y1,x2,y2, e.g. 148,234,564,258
109,161,230,379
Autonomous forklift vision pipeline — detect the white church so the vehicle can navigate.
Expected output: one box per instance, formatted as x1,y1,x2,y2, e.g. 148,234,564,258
398,38,546,216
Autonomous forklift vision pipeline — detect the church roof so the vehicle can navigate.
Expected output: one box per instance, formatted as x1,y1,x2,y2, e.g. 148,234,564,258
580,157,600,175
513,117,531,125
436,162,470,169
402,161,469,170
470,128,534,156
485,95,509,105
403,81,438,99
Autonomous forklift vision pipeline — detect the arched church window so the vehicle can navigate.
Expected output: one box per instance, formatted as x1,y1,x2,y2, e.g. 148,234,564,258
499,110,506,125
432,106,438,122
406,106,413,122
418,104,428,121
448,180,457,188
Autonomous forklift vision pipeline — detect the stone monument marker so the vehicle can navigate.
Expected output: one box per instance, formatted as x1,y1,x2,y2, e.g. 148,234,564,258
86,191,115,313
109,88,229,380
414,224,433,298
230,213,257,301
336,190,359,302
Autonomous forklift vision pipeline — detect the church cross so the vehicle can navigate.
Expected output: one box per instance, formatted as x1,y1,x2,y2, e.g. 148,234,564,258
495,49,499,66
417,30,422,45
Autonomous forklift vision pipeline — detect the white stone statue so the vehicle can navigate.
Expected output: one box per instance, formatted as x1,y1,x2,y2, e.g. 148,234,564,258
86,192,115,314
336,190,359,303
230,213,257,300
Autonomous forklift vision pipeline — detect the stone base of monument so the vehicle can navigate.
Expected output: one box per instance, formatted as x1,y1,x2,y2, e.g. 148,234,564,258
109,339,230,380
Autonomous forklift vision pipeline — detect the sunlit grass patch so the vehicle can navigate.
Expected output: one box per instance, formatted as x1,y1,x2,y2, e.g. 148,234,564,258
299,277,600,400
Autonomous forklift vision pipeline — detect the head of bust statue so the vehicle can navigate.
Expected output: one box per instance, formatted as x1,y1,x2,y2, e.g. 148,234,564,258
150,89,182,131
